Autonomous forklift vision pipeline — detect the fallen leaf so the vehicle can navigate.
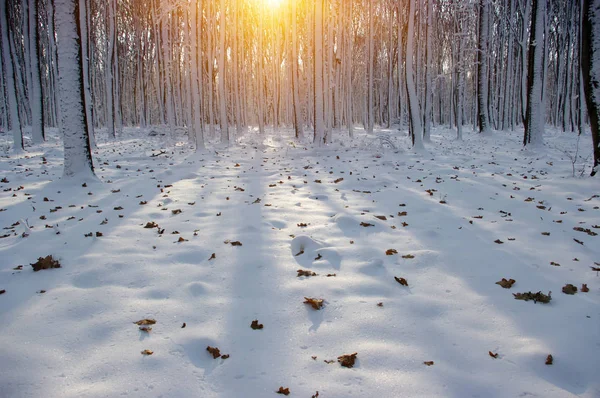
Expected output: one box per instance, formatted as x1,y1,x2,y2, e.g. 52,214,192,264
337,352,358,368
541,232,550,236
545,354,553,365
324,359,335,364
209,253,216,261
297,269,317,277
312,391,319,398
144,222,158,229
141,350,153,356
489,351,499,359
375,215,387,221
114,206,124,211
139,326,152,332
207,346,221,359
573,227,598,236
495,278,516,289
395,276,409,286
181,322,187,328
177,236,187,243
0,290,5,295
251,320,264,330
304,297,324,310
134,319,157,326
314,253,322,261
494,239,504,244
550,262,560,266
295,250,305,256
31,255,61,272
513,291,551,303
360,222,374,227
297,223,309,227
334,178,344,183
386,249,398,255
172,209,182,215
581,284,589,292
221,354,230,359
276,387,290,395
377,302,383,307
402,254,415,259
398,211,408,216
326,273,337,277
423,361,434,366
574,238,584,245
562,284,577,295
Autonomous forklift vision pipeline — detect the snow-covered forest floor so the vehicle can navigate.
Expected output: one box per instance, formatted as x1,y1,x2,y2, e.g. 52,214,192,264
0,126,599,398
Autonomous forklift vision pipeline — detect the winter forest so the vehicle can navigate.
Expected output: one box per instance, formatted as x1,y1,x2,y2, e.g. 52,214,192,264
1,0,600,396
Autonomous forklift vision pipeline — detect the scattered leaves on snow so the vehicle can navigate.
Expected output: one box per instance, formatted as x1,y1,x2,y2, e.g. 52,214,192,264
297,269,317,277
395,277,409,286
251,320,264,330
207,346,222,359
134,319,157,326
304,297,324,310
562,284,578,295
513,291,551,304
496,278,516,289
31,255,61,272
337,352,358,368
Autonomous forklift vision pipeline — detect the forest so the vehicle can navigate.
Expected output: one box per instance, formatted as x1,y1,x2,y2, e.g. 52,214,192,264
0,0,599,397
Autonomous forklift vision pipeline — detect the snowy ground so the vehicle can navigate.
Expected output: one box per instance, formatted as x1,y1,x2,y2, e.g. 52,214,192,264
0,126,599,398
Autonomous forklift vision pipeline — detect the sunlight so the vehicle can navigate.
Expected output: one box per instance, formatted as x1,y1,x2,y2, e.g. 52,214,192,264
264,0,284,7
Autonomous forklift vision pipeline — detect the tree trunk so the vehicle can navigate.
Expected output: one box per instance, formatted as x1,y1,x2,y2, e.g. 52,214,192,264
582,0,600,176
55,0,96,180
523,0,546,147
406,0,424,150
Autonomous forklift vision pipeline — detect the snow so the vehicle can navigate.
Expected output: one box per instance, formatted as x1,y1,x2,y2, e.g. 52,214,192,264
1,126,599,397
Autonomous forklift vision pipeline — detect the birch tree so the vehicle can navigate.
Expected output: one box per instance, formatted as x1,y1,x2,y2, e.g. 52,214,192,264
55,0,96,180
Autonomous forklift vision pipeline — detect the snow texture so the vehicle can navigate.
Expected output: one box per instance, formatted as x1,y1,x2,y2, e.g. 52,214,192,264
0,126,599,397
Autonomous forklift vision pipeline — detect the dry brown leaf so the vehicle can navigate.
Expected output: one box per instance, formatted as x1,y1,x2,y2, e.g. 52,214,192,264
207,346,221,359
141,350,153,356
221,354,230,359
402,254,415,259
295,250,305,256
386,249,398,255
395,276,409,286
251,320,264,330
276,387,290,395
337,352,358,368
545,355,553,365
494,239,504,244
144,222,158,228
541,232,550,236
177,236,187,243
574,238,584,245
209,253,216,261
0,289,5,295
31,255,61,272
334,178,344,184
562,284,577,295
312,391,319,398
297,269,317,277
181,322,187,328
324,359,335,364
573,227,598,236
360,222,374,227
495,278,516,289
172,209,182,215
513,291,551,303
377,302,383,307
314,253,322,261
581,284,589,292
297,223,309,227
550,262,561,266
423,361,434,366
375,215,387,221
134,319,157,326
398,211,408,217
326,273,337,277
304,297,324,310
139,326,152,332
489,351,499,359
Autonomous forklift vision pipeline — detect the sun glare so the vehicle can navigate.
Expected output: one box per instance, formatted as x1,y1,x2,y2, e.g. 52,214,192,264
265,0,284,7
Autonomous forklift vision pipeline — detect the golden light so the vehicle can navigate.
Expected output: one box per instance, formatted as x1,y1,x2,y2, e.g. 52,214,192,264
264,0,284,7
